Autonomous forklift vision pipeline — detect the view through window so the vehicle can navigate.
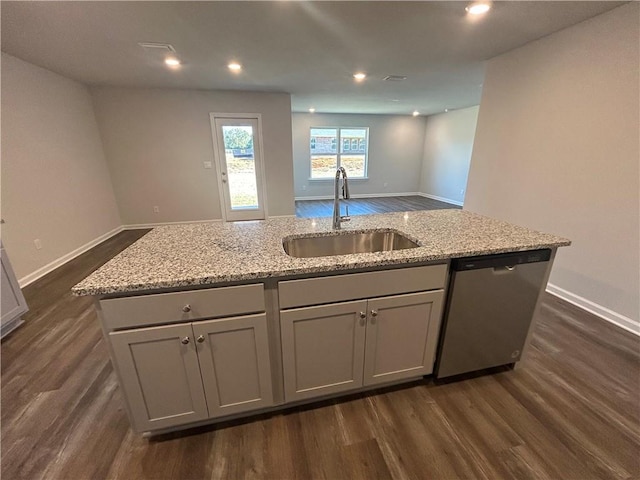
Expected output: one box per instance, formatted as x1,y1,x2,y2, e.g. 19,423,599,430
310,127,368,179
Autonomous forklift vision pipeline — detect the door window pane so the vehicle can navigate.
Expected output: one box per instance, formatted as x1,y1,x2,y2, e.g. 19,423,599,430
222,126,258,209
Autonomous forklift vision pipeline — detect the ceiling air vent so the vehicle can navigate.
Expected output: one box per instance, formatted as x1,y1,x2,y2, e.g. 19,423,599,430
138,42,176,53
383,75,408,82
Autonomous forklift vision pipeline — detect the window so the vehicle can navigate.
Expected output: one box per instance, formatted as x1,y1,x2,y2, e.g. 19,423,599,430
310,127,368,179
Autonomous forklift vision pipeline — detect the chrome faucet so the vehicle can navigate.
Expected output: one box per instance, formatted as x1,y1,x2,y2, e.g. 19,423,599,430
332,167,351,229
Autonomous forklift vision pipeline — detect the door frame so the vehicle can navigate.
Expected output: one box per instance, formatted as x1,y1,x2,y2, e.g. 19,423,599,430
209,113,269,221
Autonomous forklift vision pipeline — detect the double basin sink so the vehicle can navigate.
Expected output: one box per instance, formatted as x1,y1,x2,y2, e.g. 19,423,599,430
283,229,419,259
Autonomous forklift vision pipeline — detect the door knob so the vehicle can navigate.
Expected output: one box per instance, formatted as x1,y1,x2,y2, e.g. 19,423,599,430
182,304,192,313
196,335,205,343
181,337,190,345
359,311,366,326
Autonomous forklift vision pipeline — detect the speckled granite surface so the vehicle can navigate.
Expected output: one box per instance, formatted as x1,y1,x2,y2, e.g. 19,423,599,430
72,210,570,296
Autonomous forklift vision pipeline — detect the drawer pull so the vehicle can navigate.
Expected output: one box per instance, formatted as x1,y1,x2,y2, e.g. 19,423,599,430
182,304,192,313
181,336,190,345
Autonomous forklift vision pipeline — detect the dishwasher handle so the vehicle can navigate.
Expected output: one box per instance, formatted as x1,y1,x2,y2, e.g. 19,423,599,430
493,265,516,274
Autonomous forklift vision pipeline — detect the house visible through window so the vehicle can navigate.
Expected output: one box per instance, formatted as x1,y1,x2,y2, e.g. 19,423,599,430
310,127,368,179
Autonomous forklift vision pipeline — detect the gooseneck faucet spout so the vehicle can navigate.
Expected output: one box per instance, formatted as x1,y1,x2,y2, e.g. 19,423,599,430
333,167,351,230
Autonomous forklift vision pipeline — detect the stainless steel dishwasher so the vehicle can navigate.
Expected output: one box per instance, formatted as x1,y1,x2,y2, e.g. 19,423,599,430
435,249,551,379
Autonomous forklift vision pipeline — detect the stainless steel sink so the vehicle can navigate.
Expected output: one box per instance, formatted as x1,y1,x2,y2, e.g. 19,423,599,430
283,230,419,258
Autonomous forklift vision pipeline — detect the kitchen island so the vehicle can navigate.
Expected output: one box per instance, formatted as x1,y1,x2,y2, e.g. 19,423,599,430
73,210,570,435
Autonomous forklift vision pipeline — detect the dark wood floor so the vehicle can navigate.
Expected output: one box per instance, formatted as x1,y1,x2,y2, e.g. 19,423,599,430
295,195,460,218
2,230,639,479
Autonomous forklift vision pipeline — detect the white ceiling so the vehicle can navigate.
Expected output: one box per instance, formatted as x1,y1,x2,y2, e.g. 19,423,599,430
1,1,625,115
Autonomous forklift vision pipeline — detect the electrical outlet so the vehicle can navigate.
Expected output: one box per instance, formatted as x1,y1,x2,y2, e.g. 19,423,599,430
384,182,388,188
302,185,307,191
34,239,43,250
203,161,212,169
153,206,160,213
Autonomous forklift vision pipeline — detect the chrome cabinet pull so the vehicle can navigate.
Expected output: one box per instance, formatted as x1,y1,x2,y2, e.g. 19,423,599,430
359,311,366,326
181,336,190,345
370,309,378,324
182,304,192,313
196,335,205,343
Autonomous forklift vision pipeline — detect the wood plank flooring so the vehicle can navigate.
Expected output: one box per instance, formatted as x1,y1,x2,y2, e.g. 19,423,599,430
295,195,460,218
2,229,639,480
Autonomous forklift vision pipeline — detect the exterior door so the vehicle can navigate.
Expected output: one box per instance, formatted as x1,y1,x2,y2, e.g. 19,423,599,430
210,115,266,221
109,323,209,432
192,314,274,418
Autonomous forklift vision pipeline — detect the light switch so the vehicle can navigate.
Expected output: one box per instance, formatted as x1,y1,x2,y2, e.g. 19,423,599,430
203,161,212,169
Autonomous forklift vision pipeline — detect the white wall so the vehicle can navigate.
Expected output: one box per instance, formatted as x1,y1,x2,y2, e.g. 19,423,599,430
1,53,121,282
465,4,639,330
419,106,479,205
292,113,426,198
91,87,295,225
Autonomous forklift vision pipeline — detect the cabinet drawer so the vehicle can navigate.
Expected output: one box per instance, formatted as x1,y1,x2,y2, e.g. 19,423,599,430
101,284,265,329
279,264,447,309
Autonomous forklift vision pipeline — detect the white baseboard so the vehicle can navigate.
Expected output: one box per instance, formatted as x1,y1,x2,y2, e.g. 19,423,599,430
295,192,420,201
416,192,463,207
123,219,223,229
546,283,639,336
18,225,124,287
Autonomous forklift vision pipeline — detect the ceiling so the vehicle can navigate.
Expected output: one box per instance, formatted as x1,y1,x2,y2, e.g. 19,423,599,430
1,1,625,115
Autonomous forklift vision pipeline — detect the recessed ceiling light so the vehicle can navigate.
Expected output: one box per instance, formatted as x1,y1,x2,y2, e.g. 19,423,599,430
228,62,242,72
164,57,181,67
412,110,420,117
465,2,491,15
309,108,316,113
353,72,367,81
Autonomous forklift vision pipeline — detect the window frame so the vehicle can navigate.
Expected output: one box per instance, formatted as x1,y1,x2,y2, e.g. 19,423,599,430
309,127,369,180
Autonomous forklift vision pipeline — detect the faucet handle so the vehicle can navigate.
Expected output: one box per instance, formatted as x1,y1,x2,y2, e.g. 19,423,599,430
341,204,351,222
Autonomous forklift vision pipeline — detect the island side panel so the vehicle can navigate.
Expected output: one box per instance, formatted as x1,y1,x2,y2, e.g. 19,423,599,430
515,247,557,369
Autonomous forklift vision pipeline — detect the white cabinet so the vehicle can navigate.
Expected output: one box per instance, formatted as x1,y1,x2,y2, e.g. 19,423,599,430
109,313,274,432
110,323,209,432
1,244,28,338
280,290,444,403
281,300,368,401
363,291,442,386
102,284,274,432
192,314,273,418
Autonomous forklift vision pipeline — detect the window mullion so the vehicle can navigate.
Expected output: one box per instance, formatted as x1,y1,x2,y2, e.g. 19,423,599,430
337,128,341,169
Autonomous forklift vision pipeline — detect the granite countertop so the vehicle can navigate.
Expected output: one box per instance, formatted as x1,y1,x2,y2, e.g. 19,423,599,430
71,209,571,296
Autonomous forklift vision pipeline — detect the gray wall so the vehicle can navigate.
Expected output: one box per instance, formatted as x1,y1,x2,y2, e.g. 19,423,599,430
292,113,426,198
1,53,121,281
419,106,479,205
91,87,295,224
465,4,639,328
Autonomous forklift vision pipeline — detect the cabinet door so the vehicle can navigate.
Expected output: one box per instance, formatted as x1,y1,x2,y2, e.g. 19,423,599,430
192,314,273,418
280,300,368,402
364,291,444,386
1,246,28,338
109,324,208,432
